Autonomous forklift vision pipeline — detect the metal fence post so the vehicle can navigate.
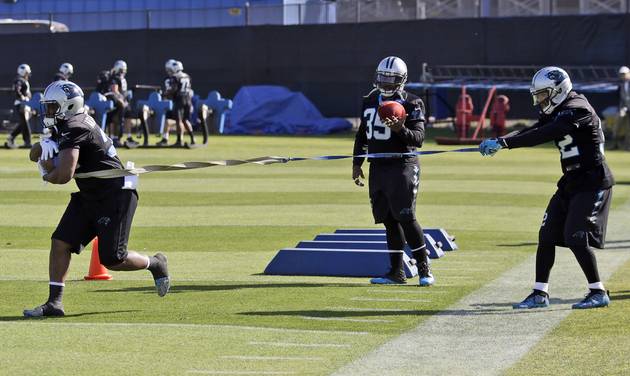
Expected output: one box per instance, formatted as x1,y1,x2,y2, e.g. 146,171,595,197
48,12,53,31
146,10,151,29
244,2,250,26
298,3,302,24
356,0,360,23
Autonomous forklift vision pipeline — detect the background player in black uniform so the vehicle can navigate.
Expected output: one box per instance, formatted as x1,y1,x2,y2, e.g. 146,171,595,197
53,62,73,82
104,60,138,148
23,80,170,318
158,59,178,146
352,56,434,286
158,60,195,147
479,66,615,309
4,64,32,149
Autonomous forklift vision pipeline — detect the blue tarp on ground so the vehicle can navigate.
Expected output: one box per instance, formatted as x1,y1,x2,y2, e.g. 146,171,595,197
224,86,351,135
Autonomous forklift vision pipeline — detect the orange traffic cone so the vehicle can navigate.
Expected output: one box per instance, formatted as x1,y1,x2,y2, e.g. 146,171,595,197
84,237,113,280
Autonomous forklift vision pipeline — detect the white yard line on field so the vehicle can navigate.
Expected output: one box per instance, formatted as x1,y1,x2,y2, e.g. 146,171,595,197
0,321,370,336
187,371,295,375
300,317,393,323
365,289,449,294
248,341,351,348
324,307,412,312
333,201,630,376
220,355,323,361
350,297,431,303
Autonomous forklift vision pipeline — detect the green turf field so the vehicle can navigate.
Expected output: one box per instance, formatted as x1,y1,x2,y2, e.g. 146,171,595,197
1,134,629,375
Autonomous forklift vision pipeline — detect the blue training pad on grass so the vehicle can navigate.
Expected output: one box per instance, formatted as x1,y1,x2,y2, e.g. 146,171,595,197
224,85,351,135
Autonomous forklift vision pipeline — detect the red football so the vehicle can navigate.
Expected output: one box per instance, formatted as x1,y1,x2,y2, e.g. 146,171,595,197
378,101,406,121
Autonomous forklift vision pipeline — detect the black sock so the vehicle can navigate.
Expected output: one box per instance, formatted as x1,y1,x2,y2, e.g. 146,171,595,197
535,243,555,283
383,218,405,275
412,249,428,265
47,284,64,306
389,252,403,273
570,245,601,283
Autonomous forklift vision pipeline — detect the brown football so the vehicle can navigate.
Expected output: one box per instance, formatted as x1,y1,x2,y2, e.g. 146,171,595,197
378,101,406,121
29,142,42,162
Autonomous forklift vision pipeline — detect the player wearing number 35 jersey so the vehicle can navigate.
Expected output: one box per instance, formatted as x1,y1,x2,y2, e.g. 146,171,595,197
352,56,434,287
479,66,615,309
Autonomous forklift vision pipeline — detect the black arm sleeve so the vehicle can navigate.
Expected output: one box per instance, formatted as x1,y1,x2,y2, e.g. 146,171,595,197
502,112,583,149
395,98,425,147
353,108,368,166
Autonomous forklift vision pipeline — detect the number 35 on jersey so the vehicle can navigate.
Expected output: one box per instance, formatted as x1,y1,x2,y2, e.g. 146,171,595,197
363,108,391,140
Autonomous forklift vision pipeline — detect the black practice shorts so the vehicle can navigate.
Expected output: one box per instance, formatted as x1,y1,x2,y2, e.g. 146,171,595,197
106,100,134,125
174,102,192,122
368,162,420,223
539,188,612,249
52,190,138,266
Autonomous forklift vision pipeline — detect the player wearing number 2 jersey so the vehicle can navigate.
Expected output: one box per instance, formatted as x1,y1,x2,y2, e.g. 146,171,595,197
479,66,615,309
352,56,434,287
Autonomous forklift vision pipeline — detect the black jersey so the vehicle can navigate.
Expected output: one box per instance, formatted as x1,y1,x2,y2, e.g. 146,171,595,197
96,70,111,94
171,71,193,104
13,76,30,102
163,75,177,100
110,73,128,93
53,72,69,82
353,90,425,166
502,91,614,192
53,112,125,199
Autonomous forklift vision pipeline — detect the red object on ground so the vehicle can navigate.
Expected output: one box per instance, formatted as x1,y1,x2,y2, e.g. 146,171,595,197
84,238,113,280
490,95,510,137
455,88,474,138
378,101,406,121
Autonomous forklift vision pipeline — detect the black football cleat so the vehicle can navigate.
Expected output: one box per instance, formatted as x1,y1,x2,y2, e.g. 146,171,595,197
23,302,65,318
151,253,170,297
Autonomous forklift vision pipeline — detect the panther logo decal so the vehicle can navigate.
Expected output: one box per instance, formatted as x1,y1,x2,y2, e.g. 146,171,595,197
545,70,566,85
61,84,81,99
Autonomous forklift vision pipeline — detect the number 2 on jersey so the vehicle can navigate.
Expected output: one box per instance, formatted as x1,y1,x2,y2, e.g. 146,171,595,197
363,108,391,140
558,135,579,159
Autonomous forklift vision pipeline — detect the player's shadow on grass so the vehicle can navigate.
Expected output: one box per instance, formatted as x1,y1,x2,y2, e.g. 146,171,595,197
0,309,140,321
609,292,630,301
470,297,580,307
239,305,567,318
94,282,366,294
496,242,538,247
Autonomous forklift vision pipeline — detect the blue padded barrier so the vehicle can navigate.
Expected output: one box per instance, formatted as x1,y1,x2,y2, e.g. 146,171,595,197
264,248,418,278
85,92,114,130
334,228,458,251
136,92,172,134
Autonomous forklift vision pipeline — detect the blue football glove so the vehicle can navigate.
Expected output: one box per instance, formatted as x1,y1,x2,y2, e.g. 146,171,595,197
479,138,503,156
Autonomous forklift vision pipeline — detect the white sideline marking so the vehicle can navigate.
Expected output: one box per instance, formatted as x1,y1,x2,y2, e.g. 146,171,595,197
187,371,294,375
350,297,431,303
0,321,370,336
301,316,393,323
220,355,323,361
333,201,630,376
366,289,449,294
249,341,351,348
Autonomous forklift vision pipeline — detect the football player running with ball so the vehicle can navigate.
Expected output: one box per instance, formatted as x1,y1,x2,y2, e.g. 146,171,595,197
23,80,170,318
479,67,615,309
352,56,434,286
